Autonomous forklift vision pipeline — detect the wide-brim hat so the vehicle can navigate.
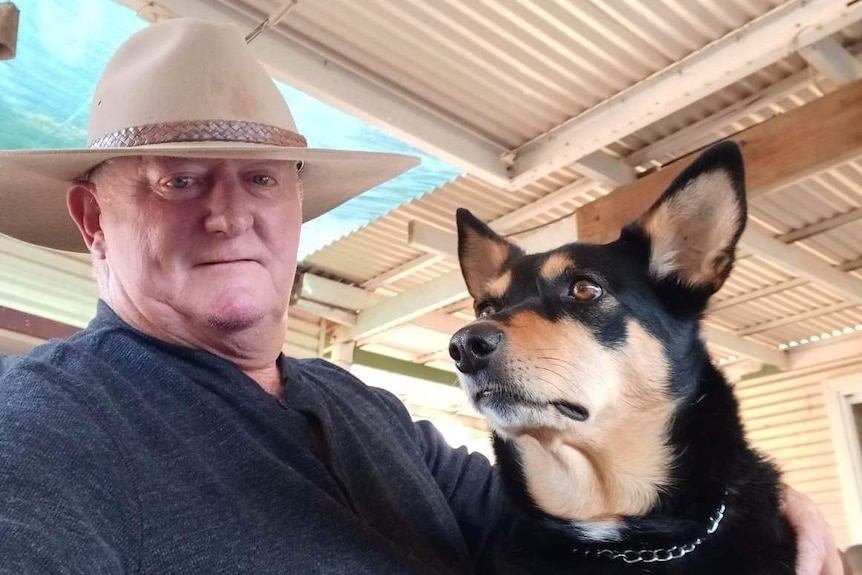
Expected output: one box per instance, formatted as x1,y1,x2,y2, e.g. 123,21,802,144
0,18,420,253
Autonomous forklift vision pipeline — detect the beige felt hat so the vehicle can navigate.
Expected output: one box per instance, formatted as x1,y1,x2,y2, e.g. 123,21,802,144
0,18,420,253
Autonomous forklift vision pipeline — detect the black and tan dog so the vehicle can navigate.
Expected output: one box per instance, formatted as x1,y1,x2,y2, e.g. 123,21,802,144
450,142,795,574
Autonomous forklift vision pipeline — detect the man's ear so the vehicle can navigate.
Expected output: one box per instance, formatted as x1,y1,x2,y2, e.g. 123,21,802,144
66,182,106,259
456,208,524,301
627,141,746,294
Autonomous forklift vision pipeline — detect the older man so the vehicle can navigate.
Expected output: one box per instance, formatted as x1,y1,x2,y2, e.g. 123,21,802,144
0,17,842,575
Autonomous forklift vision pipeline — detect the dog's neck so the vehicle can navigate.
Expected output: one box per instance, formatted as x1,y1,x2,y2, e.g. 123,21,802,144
496,355,746,542
505,398,676,522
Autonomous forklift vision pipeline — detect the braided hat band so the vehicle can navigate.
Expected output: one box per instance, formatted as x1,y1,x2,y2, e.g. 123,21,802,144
88,119,308,149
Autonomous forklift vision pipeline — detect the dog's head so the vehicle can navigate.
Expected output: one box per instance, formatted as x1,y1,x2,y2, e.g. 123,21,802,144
451,142,746,520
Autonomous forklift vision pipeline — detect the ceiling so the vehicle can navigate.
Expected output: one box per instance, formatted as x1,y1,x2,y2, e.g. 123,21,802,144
148,0,861,378
5,0,862,396
294,0,862,379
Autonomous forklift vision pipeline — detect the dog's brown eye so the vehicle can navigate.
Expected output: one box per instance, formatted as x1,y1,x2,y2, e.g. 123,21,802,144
571,279,603,301
477,303,498,318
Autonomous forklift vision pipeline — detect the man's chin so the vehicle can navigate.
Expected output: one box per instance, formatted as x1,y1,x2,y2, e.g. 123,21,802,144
203,312,263,332
179,285,288,333
198,297,274,332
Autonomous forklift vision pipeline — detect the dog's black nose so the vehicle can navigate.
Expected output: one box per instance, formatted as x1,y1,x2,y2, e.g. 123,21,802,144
449,323,504,374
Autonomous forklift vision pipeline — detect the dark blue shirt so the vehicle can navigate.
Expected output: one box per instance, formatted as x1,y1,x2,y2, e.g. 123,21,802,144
0,302,506,574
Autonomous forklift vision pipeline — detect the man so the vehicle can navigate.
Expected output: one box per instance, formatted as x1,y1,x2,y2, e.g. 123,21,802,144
0,17,842,575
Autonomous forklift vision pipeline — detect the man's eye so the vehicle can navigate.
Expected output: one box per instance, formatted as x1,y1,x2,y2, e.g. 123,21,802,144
251,174,276,187
163,176,196,189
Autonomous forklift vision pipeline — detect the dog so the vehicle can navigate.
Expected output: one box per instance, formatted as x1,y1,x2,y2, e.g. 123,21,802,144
449,142,796,574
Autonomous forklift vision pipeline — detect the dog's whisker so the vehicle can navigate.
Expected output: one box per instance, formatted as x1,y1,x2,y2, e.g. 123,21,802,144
533,356,581,369
531,365,571,384
531,373,578,398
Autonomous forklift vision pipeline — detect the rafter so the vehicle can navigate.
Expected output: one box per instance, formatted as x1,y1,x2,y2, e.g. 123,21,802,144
702,326,788,369
408,214,578,259
577,77,862,244
798,36,862,86
509,0,862,187
572,151,637,187
710,278,808,312
741,228,862,305
777,207,862,243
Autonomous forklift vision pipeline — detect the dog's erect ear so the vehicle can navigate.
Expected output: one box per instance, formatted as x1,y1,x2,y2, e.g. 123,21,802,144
456,208,524,300
630,141,746,294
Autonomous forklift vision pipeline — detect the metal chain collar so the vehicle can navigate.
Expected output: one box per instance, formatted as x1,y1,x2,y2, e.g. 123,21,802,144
573,500,726,564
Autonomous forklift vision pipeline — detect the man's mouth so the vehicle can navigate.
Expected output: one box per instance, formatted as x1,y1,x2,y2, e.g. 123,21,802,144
198,258,257,266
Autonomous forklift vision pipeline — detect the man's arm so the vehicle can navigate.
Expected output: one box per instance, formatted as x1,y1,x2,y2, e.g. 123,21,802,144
412,419,508,570
0,359,139,574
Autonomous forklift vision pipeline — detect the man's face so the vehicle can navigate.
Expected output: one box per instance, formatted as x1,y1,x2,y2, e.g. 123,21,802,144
88,156,302,334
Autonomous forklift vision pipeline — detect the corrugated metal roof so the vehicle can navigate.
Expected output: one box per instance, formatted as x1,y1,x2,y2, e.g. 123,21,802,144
240,0,788,150
303,170,606,285
615,27,862,169
302,43,862,369
610,57,816,168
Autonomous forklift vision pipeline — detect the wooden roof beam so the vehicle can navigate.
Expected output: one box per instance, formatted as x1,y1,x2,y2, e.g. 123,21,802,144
576,78,862,244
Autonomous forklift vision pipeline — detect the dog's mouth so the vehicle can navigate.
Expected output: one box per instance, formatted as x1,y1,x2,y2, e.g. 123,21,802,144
475,389,589,422
550,400,590,422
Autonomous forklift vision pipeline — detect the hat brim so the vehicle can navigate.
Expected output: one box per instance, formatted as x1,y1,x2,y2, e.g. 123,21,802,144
0,142,420,253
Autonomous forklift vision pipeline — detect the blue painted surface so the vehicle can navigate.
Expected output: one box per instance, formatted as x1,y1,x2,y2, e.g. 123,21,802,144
0,0,462,258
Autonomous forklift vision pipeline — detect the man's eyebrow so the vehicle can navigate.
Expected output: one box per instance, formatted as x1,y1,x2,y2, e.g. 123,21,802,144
145,157,206,170
241,160,294,170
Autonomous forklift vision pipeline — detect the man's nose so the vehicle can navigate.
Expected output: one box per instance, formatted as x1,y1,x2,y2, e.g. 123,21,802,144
449,323,504,374
203,177,253,236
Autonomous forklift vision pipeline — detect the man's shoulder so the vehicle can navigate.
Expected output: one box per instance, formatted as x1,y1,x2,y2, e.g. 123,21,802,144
2,338,79,381
0,329,123,403
0,339,107,441
3,341,64,385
